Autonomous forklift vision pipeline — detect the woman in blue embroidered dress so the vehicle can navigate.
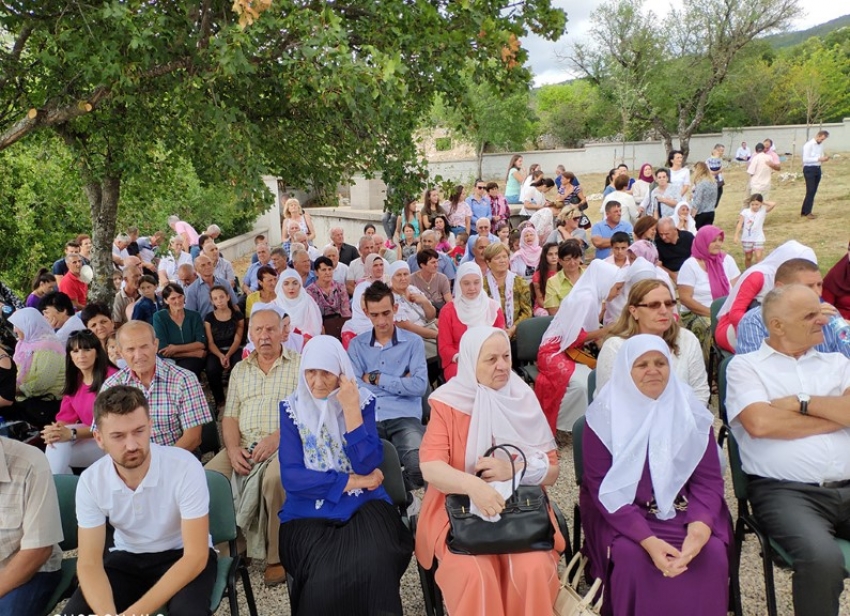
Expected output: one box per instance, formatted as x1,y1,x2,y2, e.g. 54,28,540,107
278,335,413,616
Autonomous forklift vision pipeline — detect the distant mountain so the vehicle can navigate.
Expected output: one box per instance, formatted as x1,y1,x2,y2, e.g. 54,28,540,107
763,14,850,48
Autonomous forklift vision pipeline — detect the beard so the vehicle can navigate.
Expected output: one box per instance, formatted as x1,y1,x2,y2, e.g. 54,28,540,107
116,448,148,469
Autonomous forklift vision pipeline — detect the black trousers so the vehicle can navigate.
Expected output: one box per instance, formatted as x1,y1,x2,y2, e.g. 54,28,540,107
204,351,242,404
801,166,822,216
62,548,217,616
748,476,850,616
694,212,715,230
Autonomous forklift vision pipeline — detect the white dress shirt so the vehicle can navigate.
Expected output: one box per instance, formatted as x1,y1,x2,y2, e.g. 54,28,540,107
727,342,850,484
802,138,825,167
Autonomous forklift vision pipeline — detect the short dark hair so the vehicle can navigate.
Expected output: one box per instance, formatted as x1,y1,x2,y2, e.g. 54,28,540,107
655,168,669,179
38,291,75,316
617,164,629,170
65,240,81,250
363,223,377,234
610,232,631,246
485,182,499,191
755,142,765,153
604,200,621,213
161,282,184,301
270,247,286,259
94,385,150,427
80,302,112,327
257,265,277,283
139,275,157,287
313,256,334,271
198,233,214,247
363,281,394,309
558,240,583,260
417,248,439,267
775,258,819,285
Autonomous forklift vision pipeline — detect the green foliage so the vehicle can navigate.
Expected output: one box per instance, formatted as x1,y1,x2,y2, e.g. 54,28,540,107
534,80,619,147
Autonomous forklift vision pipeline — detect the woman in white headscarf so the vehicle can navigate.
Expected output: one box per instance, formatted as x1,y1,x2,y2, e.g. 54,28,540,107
278,336,413,616
535,260,617,435
417,327,565,616
437,262,505,381
715,239,816,352
674,203,697,234
7,307,66,426
581,335,730,616
275,269,323,342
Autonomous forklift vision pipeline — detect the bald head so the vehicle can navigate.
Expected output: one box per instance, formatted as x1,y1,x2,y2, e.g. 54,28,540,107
763,284,826,353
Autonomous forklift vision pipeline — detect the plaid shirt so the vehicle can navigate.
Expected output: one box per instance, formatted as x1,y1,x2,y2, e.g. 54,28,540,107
224,347,301,448
0,438,63,573
102,358,212,446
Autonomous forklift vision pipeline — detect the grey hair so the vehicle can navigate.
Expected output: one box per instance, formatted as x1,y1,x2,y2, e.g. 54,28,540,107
167,215,180,226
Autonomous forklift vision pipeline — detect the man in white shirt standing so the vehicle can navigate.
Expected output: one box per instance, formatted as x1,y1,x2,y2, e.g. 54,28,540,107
800,130,829,220
62,385,216,616
726,284,850,616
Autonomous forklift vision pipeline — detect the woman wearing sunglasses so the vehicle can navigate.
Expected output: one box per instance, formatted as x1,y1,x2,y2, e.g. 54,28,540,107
595,279,710,404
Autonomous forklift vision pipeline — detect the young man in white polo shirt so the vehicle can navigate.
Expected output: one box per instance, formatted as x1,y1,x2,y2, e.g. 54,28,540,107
61,385,216,616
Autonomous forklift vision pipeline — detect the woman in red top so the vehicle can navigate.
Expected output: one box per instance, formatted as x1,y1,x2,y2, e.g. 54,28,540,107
714,240,815,352
437,262,505,381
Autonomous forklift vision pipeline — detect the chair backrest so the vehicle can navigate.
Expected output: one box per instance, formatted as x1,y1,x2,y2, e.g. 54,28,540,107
725,430,750,503
205,470,238,545
54,474,79,551
515,316,554,364
379,439,408,510
586,369,596,405
718,354,734,424
572,416,585,488
199,421,221,455
709,295,727,338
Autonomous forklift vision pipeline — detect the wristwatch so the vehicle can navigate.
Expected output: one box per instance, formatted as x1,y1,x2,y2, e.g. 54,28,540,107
368,371,380,386
70,428,78,442
798,393,811,415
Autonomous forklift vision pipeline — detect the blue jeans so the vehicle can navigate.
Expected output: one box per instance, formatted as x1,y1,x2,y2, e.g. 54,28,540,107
0,569,61,615
189,244,201,259
377,417,425,490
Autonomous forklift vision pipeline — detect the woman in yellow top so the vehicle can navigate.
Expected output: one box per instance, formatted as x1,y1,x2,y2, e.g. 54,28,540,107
245,265,279,317
482,243,531,339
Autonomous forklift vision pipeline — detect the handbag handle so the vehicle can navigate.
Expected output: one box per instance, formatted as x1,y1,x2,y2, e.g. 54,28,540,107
561,551,604,611
480,444,528,498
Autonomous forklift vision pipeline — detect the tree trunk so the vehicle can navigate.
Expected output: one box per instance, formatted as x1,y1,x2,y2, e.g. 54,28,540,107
84,176,121,305
476,141,486,181
678,135,691,165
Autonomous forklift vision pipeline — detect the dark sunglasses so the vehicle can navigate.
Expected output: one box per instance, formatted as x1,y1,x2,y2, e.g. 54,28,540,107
69,329,98,339
476,185,486,190
635,300,676,310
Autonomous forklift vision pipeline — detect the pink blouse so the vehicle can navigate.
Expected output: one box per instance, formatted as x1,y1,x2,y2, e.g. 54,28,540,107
57,367,118,425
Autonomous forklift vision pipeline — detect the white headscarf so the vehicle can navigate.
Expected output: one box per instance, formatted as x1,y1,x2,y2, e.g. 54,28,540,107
341,280,374,336
429,327,555,475
453,262,500,327
274,269,323,338
586,335,714,520
675,202,697,234
718,240,816,319
387,260,410,281
284,336,374,472
542,260,618,353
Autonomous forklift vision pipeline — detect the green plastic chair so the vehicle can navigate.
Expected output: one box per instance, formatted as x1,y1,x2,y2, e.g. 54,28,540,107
41,474,80,616
161,471,258,616
515,316,553,385
571,416,586,554
708,295,733,391
586,369,596,405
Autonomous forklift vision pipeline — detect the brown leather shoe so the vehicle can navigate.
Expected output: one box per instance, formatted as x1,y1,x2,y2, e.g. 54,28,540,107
264,563,286,587
803,213,818,219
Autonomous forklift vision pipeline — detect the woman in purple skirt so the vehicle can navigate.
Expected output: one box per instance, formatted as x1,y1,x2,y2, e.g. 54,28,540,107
580,335,731,616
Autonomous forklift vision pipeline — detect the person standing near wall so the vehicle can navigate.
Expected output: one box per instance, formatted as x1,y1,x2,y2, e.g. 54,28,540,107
800,130,829,221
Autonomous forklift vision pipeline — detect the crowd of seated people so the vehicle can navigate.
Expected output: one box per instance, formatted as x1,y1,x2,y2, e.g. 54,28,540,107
6,170,850,616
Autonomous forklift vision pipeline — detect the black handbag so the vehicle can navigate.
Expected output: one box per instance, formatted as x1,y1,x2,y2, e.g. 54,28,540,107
445,444,555,555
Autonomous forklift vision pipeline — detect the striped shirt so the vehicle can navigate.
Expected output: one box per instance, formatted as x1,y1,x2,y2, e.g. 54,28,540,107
102,358,212,446
224,348,301,448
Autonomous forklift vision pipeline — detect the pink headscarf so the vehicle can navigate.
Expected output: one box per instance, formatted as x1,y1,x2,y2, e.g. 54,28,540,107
8,308,65,386
638,163,654,183
513,227,542,268
691,225,730,299
628,239,659,264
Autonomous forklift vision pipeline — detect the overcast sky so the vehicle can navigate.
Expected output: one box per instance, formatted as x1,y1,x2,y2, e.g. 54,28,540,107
527,2,849,86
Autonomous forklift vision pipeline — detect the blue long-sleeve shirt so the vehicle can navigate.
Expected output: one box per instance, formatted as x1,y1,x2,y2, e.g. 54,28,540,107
736,305,850,358
278,397,389,523
347,327,428,422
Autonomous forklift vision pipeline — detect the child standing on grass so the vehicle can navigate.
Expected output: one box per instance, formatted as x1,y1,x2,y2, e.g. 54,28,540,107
734,193,777,268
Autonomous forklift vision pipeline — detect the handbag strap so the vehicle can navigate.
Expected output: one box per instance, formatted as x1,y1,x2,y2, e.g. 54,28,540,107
482,444,528,495
561,552,604,611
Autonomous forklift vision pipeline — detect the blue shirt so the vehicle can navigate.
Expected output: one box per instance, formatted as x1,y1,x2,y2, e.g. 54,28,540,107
278,397,390,523
347,327,428,422
590,220,634,260
462,232,500,262
184,276,238,318
131,296,161,325
466,195,492,227
243,260,269,292
407,252,456,281
736,305,850,358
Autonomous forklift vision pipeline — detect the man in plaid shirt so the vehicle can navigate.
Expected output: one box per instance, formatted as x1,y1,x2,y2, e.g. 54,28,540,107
102,321,212,450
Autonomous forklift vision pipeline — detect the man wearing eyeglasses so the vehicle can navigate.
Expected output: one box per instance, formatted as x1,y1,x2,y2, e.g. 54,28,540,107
465,179,492,231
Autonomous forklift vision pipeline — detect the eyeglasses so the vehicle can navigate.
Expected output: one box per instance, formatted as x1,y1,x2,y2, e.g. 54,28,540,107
635,300,676,309
476,185,486,190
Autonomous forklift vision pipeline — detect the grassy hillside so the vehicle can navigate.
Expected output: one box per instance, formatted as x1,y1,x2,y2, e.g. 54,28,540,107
763,14,850,48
